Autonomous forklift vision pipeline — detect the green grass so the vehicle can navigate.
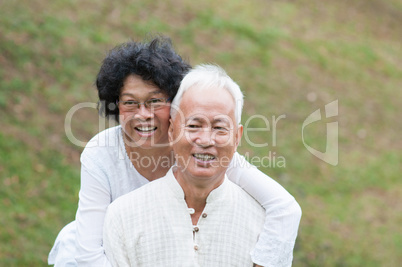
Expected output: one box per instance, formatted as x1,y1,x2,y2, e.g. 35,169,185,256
1,0,401,266
0,133,79,265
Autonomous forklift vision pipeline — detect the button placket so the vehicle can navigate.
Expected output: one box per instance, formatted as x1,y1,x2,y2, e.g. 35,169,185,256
193,210,208,254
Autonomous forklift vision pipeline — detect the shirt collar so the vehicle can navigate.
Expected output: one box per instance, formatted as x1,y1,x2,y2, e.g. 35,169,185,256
165,166,185,199
165,166,228,202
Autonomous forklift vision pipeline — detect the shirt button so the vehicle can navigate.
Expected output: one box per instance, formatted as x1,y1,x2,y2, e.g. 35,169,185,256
193,226,199,232
194,245,199,251
202,213,207,218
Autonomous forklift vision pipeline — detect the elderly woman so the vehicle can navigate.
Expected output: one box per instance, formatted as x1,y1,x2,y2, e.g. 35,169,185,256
49,36,301,267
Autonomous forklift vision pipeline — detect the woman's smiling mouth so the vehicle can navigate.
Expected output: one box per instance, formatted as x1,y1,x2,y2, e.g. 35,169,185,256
135,126,157,137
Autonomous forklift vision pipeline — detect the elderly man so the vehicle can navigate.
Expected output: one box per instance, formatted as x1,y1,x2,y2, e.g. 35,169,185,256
103,65,266,266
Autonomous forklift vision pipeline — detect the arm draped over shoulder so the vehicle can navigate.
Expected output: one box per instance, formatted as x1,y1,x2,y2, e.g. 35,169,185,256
226,152,302,267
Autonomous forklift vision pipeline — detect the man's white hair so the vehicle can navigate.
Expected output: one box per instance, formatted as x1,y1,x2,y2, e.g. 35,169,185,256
171,64,244,124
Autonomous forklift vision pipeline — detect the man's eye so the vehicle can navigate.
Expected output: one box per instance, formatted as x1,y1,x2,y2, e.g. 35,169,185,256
214,126,229,132
187,124,201,129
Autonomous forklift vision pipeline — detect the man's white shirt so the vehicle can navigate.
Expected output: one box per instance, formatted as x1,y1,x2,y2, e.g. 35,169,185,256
103,167,265,267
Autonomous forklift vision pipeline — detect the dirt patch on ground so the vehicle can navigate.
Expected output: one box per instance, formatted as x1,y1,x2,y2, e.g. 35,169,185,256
353,186,402,228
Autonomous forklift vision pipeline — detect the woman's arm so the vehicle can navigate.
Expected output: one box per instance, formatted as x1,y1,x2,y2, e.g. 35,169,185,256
75,152,113,267
226,152,302,267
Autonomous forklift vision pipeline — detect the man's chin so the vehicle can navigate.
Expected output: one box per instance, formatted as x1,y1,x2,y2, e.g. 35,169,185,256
187,168,223,180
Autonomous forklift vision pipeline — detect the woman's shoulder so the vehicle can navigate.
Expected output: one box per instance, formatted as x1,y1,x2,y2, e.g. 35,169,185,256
81,126,123,160
86,125,122,147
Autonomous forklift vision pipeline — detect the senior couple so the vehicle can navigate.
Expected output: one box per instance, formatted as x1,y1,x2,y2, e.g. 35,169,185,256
49,36,301,267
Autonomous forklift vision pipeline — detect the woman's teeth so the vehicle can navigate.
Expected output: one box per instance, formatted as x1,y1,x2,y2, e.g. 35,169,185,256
136,126,156,132
193,153,215,161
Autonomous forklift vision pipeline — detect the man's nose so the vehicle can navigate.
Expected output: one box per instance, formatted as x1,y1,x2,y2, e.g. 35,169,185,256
194,129,215,147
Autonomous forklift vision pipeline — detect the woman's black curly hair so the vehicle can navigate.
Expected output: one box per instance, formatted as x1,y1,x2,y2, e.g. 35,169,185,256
96,36,191,122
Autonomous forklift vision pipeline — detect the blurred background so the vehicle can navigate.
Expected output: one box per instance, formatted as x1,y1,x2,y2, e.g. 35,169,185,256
1,0,401,266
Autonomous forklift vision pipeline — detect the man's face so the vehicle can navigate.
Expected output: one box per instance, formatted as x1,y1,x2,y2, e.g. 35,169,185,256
169,86,243,186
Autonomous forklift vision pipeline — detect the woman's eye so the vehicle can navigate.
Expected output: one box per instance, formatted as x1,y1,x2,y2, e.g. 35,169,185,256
149,98,163,104
124,101,137,105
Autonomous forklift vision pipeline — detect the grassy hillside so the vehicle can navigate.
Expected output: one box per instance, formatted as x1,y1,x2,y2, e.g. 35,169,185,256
1,0,401,266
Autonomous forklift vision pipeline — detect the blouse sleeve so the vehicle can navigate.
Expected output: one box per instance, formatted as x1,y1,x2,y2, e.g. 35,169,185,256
226,152,302,267
74,149,113,267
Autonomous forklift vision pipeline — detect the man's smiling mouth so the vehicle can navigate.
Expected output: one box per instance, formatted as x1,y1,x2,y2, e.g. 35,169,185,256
193,153,216,161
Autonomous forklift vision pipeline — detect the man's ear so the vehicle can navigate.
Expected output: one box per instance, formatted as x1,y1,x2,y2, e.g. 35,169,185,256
234,124,243,151
168,118,174,145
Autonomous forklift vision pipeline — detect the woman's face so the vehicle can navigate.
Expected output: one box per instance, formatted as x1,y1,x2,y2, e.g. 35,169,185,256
118,74,171,149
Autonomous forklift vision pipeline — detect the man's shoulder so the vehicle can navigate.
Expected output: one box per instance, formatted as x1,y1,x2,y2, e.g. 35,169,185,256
130,176,168,196
109,176,169,210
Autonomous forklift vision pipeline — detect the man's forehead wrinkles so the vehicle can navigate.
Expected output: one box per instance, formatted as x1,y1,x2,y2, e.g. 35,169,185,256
213,116,231,123
185,116,203,122
185,115,231,124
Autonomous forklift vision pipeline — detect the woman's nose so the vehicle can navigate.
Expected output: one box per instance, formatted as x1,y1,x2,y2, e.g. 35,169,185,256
134,105,154,120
